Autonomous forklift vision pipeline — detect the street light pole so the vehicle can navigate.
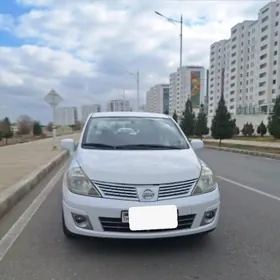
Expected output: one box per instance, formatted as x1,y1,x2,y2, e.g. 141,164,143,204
125,70,140,111
136,70,139,111
180,14,183,69
155,11,183,69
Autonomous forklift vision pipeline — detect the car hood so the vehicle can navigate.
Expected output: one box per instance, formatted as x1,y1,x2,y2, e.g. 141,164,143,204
75,148,202,184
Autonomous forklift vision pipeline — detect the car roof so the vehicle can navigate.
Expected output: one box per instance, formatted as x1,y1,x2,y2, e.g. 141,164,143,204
90,111,170,119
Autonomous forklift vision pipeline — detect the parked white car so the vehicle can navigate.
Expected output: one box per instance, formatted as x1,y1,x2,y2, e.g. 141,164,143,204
61,112,220,239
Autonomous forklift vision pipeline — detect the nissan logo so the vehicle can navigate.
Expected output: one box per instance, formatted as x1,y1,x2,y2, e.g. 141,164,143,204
142,189,155,200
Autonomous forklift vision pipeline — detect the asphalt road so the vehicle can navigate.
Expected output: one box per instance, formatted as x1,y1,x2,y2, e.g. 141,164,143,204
0,149,280,280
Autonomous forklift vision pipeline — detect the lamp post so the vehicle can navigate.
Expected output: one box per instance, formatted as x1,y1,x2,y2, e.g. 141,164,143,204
155,11,183,69
126,70,140,111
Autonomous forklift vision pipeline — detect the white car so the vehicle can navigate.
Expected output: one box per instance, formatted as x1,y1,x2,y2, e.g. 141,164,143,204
61,112,220,239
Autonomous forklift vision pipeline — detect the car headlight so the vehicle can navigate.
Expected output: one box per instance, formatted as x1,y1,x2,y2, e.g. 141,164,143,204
66,167,101,197
192,165,217,195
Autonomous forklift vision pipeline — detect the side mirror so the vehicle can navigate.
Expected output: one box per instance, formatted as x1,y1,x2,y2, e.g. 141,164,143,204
61,139,75,153
190,139,204,150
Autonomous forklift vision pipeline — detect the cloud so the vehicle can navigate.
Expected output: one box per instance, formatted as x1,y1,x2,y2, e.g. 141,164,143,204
0,0,271,123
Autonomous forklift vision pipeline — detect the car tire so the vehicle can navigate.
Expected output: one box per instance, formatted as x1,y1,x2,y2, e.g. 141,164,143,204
62,213,77,239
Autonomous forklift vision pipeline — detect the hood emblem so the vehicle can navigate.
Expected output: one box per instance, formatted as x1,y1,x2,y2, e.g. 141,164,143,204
142,189,155,200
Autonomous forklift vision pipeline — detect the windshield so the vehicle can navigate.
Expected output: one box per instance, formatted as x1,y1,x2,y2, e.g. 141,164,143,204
81,116,189,150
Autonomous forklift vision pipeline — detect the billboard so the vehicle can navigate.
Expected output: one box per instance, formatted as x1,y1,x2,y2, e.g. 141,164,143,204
190,71,201,108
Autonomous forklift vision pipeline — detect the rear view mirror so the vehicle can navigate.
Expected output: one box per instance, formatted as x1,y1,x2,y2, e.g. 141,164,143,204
190,139,204,150
61,139,75,153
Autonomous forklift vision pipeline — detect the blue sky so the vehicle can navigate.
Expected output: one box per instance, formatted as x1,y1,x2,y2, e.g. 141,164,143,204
0,0,270,123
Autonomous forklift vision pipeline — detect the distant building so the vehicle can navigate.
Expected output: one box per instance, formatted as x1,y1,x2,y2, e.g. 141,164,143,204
81,104,101,122
55,107,78,126
169,66,206,117
107,100,130,112
145,84,170,114
208,0,280,128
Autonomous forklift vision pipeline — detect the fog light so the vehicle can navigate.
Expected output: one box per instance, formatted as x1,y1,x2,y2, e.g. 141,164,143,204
201,209,217,226
71,213,93,230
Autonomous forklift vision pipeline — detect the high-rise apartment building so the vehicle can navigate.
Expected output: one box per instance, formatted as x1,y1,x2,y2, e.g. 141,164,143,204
55,107,78,126
145,84,169,114
107,100,131,112
81,104,101,122
208,0,280,127
169,66,206,118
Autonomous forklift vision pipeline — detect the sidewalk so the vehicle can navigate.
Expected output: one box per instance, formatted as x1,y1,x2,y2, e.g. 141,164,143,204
0,134,80,194
203,139,280,148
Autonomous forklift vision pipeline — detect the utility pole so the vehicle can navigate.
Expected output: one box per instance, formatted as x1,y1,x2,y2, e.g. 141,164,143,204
136,70,139,111
180,14,183,69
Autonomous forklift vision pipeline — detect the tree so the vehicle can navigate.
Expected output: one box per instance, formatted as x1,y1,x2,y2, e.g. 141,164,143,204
0,117,13,145
17,115,33,135
257,121,267,137
33,121,42,136
172,110,178,122
268,95,280,139
194,104,209,139
46,122,53,132
241,123,248,136
247,123,254,136
180,99,196,138
74,121,82,131
234,126,240,136
211,94,235,146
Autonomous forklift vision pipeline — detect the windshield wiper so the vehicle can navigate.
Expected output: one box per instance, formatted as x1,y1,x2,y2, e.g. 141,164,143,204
82,143,116,149
115,144,182,149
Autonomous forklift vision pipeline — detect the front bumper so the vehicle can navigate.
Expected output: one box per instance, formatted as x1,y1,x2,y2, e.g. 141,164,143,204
62,185,220,239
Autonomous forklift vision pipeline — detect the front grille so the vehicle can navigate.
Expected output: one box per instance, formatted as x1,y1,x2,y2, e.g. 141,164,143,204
93,178,198,201
93,181,138,200
99,214,196,233
158,179,198,199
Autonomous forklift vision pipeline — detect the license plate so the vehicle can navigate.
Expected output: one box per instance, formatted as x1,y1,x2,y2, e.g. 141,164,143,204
121,211,129,223
128,205,178,231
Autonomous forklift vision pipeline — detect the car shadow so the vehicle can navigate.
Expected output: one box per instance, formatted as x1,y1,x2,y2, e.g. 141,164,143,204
66,233,218,257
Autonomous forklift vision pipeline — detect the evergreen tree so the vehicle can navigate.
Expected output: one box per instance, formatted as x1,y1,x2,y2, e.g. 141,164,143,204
268,95,280,139
180,99,196,138
33,121,42,136
211,94,235,146
0,117,13,145
257,121,267,137
194,104,209,139
172,110,178,122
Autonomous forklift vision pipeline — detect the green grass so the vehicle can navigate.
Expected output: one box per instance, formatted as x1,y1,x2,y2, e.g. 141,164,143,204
205,142,280,154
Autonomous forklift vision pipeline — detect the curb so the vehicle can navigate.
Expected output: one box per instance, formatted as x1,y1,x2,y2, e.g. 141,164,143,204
0,150,69,220
205,145,280,160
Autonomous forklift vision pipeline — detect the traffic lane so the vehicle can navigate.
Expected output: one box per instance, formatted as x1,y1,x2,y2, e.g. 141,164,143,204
198,149,280,197
1,177,280,279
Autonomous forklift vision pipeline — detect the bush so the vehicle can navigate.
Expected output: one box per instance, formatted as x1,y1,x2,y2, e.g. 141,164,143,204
241,122,254,136
257,121,267,137
268,95,280,139
33,121,43,136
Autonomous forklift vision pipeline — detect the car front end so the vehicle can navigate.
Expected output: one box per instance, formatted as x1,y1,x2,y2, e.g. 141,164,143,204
62,158,220,239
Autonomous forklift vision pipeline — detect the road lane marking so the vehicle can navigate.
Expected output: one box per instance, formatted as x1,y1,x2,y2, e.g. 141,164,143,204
217,175,280,203
0,161,68,262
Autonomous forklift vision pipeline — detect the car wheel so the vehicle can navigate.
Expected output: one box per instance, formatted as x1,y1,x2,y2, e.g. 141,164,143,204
62,213,77,239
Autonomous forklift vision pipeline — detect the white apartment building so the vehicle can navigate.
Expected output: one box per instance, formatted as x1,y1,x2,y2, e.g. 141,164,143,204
145,84,170,114
208,0,280,128
55,107,78,126
81,104,101,122
169,66,206,118
107,99,131,112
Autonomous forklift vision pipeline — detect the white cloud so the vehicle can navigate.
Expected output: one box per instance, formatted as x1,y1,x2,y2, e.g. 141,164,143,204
0,0,270,122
